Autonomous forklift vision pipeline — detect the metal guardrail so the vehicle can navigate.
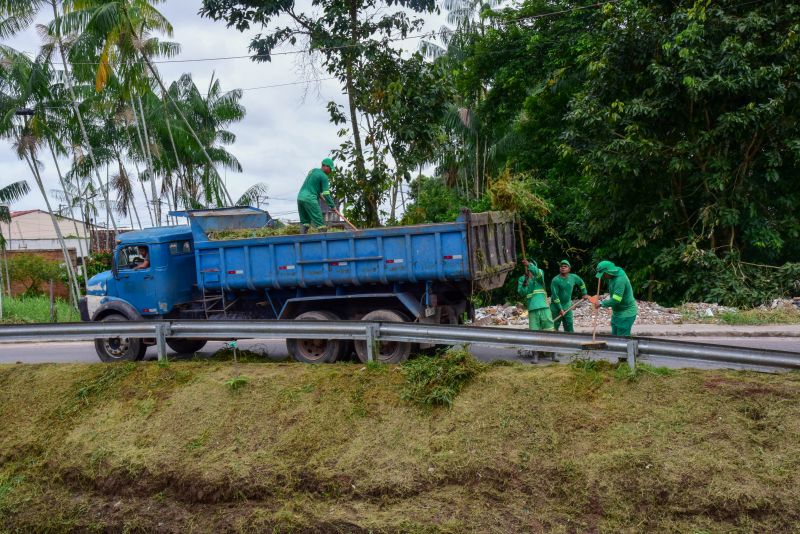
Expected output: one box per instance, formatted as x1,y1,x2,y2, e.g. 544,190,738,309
0,320,798,370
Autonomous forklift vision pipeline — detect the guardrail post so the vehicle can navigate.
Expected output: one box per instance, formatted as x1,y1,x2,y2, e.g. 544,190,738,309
365,323,379,363
626,339,638,370
155,323,169,363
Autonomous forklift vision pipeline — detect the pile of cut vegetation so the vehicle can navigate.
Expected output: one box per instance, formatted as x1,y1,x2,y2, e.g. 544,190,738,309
207,225,344,240
1,356,799,532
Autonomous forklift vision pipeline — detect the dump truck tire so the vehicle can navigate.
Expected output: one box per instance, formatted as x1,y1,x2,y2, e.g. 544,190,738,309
166,339,208,354
93,314,147,363
286,310,342,364
355,309,412,364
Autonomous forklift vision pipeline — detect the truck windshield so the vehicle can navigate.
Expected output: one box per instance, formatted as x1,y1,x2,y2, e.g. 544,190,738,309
118,245,150,270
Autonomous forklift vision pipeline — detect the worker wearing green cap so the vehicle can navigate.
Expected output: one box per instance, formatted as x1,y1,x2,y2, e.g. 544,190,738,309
549,259,588,332
588,260,638,336
517,259,555,331
297,158,336,229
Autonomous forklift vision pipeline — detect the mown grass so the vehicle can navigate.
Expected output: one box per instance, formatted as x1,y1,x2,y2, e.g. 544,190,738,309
718,307,800,325
0,295,80,323
1,360,799,532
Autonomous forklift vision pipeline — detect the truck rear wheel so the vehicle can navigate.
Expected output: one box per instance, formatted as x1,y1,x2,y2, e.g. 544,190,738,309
286,310,342,364
166,339,208,355
355,309,412,364
94,314,147,363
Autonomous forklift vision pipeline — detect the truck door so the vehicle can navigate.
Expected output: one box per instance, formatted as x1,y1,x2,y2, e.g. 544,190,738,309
116,244,158,314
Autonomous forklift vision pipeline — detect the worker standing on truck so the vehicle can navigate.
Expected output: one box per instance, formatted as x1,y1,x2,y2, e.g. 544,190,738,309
297,158,336,231
549,259,587,332
517,259,555,331
588,260,638,336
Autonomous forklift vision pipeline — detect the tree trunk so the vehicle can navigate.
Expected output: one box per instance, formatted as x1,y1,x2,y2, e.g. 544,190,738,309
136,94,161,226
50,1,118,232
345,0,369,222
22,146,80,306
48,140,89,292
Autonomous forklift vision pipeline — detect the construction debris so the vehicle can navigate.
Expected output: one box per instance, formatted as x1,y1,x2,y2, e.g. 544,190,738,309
472,299,741,328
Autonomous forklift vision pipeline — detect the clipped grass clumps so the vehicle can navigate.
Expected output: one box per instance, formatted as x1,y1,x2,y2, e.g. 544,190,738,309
400,348,485,407
207,225,344,240
1,360,799,532
719,307,800,325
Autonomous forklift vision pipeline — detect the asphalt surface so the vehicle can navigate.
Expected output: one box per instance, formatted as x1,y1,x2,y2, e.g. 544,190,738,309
0,336,797,370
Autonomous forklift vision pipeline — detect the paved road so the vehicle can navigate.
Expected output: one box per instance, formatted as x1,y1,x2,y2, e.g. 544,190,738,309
0,336,797,370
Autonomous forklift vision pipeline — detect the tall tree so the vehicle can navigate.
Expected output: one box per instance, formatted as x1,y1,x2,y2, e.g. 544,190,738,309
201,0,438,225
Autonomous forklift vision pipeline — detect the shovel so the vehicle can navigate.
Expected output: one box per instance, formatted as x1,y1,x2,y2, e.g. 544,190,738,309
581,278,607,350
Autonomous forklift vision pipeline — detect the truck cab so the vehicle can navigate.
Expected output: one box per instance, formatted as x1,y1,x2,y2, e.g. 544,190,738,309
79,226,203,361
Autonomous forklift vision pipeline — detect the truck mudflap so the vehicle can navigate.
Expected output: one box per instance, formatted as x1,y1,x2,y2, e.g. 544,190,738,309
464,210,517,291
78,297,90,322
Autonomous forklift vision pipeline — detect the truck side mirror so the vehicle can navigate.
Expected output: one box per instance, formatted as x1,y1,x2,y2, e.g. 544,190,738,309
112,248,120,280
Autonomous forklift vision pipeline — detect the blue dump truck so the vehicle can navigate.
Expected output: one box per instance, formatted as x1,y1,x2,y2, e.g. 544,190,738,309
81,207,516,363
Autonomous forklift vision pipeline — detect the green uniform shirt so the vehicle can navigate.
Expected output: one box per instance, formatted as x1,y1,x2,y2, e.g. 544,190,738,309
600,268,638,318
298,168,334,208
517,264,548,310
550,273,588,313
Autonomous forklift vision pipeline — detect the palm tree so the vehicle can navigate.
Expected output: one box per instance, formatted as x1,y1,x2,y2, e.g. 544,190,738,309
63,0,235,207
0,46,81,304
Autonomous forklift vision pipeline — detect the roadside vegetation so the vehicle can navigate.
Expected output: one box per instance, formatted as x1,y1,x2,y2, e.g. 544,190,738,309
1,296,79,324
1,355,799,532
717,308,800,326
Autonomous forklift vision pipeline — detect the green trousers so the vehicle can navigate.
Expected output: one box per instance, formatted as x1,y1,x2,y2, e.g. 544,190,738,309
528,307,555,331
550,305,574,332
611,315,636,337
297,196,324,227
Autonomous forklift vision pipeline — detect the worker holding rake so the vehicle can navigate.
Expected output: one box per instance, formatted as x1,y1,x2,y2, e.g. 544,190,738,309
297,158,336,231
549,259,588,332
518,259,555,332
589,260,638,336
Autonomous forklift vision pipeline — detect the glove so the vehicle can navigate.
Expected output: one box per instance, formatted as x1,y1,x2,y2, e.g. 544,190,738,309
587,295,600,308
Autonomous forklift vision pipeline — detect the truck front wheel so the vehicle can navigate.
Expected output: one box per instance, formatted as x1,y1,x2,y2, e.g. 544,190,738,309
94,314,147,363
286,310,342,364
355,309,412,364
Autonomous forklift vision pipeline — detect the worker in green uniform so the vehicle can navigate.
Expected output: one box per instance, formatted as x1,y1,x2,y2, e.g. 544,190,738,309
517,259,555,331
549,259,588,332
297,158,336,230
588,260,638,336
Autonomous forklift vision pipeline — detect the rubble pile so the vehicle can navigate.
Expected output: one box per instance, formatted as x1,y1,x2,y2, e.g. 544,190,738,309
758,298,800,311
472,298,744,328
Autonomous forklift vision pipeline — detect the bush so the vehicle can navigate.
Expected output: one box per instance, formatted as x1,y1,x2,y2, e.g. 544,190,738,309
7,254,63,297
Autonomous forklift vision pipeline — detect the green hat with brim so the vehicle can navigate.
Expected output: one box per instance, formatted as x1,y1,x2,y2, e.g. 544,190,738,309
596,260,620,278
321,158,335,170
559,259,571,267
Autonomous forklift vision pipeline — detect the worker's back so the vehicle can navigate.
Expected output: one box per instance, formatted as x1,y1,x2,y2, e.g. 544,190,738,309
298,168,328,200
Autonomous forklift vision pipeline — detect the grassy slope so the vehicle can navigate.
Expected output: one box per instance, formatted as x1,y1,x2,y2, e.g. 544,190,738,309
1,360,799,533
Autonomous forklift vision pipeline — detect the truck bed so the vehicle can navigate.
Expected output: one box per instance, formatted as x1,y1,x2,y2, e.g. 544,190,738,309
184,209,516,293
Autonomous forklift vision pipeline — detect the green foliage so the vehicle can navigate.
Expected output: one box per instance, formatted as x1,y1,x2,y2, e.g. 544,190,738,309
7,254,64,297
1,296,80,323
401,349,486,407
225,375,249,391
83,253,112,280
718,308,800,326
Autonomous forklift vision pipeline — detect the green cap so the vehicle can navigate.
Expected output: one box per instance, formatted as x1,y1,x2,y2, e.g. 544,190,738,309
559,259,571,267
596,260,619,279
321,158,335,170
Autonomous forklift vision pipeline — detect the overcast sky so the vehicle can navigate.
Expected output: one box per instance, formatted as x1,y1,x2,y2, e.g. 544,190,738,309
0,0,447,227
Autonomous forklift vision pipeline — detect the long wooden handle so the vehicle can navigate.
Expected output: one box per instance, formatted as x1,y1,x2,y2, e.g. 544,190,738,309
321,195,358,230
592,277,601,342
333,206,358,231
